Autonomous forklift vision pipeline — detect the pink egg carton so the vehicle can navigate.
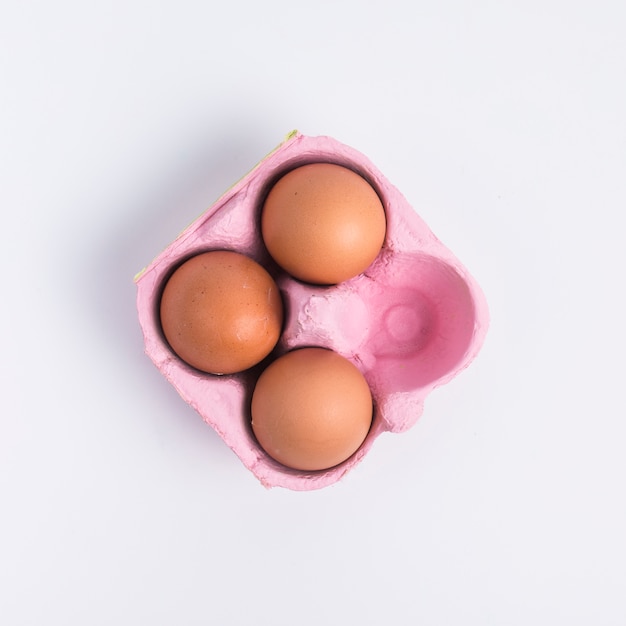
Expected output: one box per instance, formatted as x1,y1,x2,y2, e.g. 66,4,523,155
135,131,489,490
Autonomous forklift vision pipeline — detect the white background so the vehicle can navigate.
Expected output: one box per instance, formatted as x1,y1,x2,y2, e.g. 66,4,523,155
2,1,625,624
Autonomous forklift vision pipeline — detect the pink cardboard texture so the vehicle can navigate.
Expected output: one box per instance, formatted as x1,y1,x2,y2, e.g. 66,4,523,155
135,132,489,490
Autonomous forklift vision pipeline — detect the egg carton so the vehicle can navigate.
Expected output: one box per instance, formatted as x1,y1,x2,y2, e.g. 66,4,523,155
135,131,489,490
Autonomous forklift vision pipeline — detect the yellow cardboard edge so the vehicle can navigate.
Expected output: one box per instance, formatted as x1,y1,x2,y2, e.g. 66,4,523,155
133,130,299,283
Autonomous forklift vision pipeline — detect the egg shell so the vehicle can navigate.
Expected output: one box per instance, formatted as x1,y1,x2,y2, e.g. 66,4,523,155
251,347,374,471
261,163,387,284
135,131,490,491
159,250,283,375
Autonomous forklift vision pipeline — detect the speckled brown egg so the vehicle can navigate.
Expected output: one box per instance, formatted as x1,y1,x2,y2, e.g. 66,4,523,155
261,163,386,285
251,347,373,471
159,250,283,375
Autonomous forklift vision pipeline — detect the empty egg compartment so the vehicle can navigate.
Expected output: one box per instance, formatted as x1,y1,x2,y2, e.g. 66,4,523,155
356,250,480,433
135,131,489,490
276,250,479,437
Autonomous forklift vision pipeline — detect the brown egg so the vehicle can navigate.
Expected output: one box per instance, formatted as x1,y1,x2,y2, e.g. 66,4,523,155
261,163,386,284
159,251,283,375
251,347,373,471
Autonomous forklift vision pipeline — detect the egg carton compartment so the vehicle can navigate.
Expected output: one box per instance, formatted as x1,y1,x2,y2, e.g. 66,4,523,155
135,131,489,490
